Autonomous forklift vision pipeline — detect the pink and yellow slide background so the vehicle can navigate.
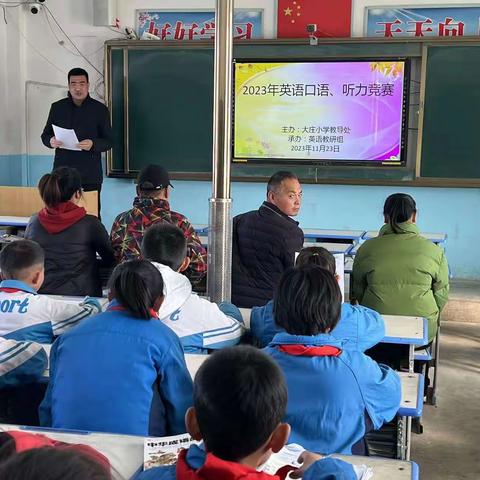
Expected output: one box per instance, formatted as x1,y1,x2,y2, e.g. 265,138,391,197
234,61,405,162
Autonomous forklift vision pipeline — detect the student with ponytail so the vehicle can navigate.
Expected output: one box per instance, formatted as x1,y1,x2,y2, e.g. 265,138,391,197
39,260,193,436
25,167,114,296
352,193,449,343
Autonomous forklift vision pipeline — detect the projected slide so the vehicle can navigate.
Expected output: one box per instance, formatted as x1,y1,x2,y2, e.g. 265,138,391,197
233,61,406,163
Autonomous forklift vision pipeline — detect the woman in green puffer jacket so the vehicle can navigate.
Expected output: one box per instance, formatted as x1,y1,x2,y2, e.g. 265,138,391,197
352,193,449,344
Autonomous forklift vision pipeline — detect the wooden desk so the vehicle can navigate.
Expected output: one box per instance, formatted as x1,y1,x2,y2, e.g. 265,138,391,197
0,424,419,480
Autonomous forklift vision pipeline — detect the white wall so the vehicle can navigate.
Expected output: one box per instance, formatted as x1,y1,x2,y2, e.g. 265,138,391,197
0,6,24,156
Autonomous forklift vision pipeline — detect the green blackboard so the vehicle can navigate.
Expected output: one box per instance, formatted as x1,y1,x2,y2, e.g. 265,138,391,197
420,45,480,179
105,39,477,184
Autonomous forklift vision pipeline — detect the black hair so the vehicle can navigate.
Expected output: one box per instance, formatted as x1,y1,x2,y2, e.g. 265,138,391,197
68,68,89,82
194,345,287,462
267,171,298,195
38,167,82,208
295,246,336,274
0,240,44,280
383,193,417,233
141,223,187,271
274,265,342,336
0,447,110,480
107,260,164,319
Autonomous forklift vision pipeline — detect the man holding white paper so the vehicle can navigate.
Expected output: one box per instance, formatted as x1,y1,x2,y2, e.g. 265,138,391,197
41,68,113,215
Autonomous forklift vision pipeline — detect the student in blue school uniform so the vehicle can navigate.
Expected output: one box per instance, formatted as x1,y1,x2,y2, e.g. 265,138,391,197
141,223,244,353
40,260,193,437
133,346,356,480
251,246,384,351
0,239,102,426
264,265,401,455
0,240,103,344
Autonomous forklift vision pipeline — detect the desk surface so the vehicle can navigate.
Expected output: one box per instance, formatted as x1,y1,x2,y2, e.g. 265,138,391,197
198,238,353,254
185,354,207,379
302,241,353,254
0,215,30,227
303,229,365,240
239,309,427,346
364,230,447,243
193,224,208,234
383,316,428,346
399,372,424,418
334,454,418,479
0,424,418,480
0,424,144,480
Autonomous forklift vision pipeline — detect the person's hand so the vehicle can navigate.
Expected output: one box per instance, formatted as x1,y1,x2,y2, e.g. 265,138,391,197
81,297,103,314
50,136,63,148
77,139,93,151
289,451,324,479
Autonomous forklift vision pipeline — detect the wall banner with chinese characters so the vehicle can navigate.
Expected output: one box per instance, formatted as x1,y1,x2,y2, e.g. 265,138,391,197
365,7,480,38
233,61,407,165
136,10,263,40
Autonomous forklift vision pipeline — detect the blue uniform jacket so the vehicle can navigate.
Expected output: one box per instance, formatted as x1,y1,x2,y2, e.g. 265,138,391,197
251,301,385,351
40,302,193,436
264,333,401,454
0,338,47,388
132,444,356,480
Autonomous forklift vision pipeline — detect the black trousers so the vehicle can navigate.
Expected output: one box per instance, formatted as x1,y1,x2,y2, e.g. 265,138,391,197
82,183,102,220
0,382,48,426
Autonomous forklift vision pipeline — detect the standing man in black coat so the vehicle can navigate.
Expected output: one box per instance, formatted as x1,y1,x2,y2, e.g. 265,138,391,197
41,68,112,216
232,171,304,308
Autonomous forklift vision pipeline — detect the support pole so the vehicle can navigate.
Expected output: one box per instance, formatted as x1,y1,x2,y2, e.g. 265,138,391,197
207,0,234,302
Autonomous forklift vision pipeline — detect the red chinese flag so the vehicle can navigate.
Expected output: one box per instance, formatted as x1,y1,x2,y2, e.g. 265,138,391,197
277,0,352,38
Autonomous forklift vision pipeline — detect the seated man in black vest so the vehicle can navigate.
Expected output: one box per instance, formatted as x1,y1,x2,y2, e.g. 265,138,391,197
232,171,304,308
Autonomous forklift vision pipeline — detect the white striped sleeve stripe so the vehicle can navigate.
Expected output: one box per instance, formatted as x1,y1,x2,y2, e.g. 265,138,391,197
51,310,92,333
203,329,243,346
0,341,43,374
202,323,243,339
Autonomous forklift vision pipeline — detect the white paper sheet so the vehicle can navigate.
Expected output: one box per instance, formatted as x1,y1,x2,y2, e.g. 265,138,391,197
53,124,81,151
263,444,373,480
